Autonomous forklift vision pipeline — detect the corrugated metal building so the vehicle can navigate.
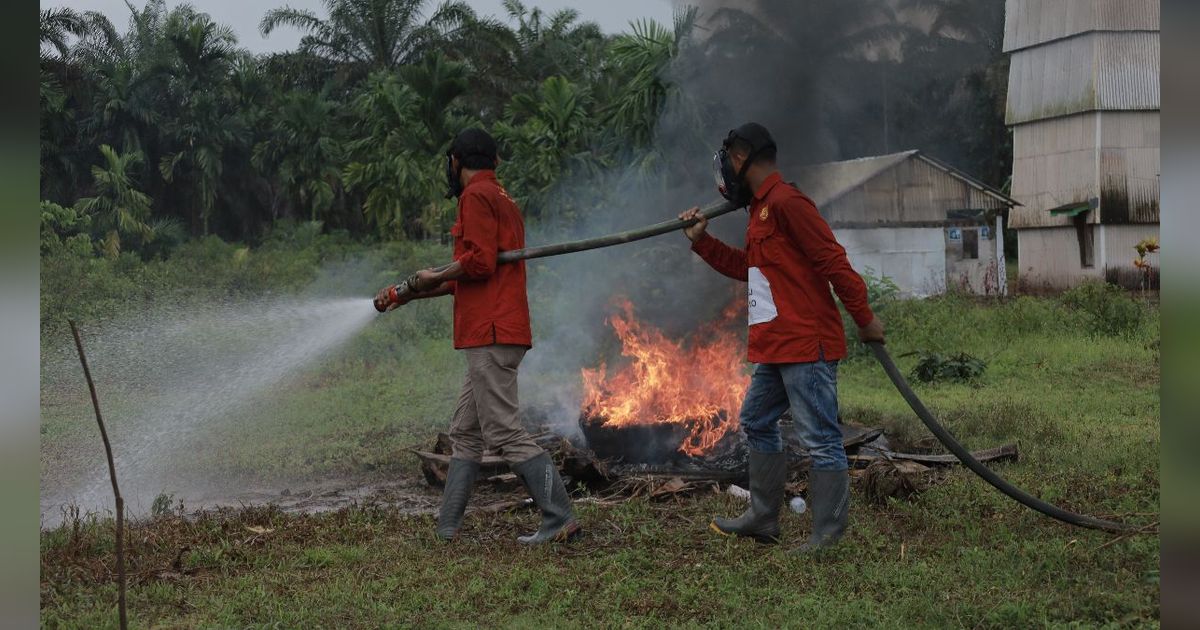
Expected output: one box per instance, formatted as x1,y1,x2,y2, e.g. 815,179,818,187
1004,0,1160,290
795,151,1018,297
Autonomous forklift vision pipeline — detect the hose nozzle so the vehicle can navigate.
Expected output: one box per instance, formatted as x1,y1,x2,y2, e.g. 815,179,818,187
374,285,402,313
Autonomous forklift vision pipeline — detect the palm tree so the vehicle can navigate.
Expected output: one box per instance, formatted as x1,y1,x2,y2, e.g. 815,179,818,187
502,0,605,87
399,51,469,152
495,75,601,221
602,9,698,149
342,72,449,238
39,7,115,61
899,0,1006,51
259,0,481,71
75,145,154,257
252,90,344,224
155,7,240,235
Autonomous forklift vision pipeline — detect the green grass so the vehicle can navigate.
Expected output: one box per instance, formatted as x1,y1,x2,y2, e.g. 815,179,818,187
40,240,1160,627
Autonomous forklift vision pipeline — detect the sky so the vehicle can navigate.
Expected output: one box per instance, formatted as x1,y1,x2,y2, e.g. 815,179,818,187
44,0,677,53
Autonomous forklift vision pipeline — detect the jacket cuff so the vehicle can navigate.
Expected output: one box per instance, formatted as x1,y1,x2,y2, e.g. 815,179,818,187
690,232,716,256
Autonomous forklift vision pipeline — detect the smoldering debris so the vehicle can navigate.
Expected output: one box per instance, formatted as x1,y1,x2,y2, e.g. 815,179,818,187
412,415,1019,507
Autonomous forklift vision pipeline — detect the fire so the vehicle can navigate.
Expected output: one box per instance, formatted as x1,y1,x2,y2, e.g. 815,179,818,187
581,298,749,456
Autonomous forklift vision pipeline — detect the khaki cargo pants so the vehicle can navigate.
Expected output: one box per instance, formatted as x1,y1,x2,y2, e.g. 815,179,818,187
449,344,543,464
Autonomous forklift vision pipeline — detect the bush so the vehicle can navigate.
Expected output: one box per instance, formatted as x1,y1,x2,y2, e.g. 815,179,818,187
843,268,901,357
909,351,987,384
1059,281,1145,337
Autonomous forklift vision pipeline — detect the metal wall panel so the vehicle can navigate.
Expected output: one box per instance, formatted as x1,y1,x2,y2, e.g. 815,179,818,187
1009,111,1159,228
1015,226,1104,290
1010,113,1098,228
1096,32,1160,111
1006,32,1160,125
1004,0,1160,52
1101,224,1160,287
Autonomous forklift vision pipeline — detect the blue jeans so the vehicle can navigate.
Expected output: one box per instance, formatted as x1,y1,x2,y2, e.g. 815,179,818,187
738,359,847,471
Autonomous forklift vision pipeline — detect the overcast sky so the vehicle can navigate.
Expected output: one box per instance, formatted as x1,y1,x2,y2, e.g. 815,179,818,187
44,0,677,53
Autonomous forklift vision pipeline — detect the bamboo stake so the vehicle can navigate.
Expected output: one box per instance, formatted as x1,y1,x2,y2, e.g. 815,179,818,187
69,320,127,630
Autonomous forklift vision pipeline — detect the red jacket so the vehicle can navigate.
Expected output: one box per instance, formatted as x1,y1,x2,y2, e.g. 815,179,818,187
691,172,873,363
448,171,532,349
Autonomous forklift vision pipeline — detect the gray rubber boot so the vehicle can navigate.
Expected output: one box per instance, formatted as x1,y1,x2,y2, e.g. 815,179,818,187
711,450,787,544
797,468,850,552
436,458,480,540
512,452,582,544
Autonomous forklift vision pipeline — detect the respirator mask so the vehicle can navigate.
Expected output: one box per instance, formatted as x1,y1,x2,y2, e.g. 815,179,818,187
713,147,750,208
712,124,776,208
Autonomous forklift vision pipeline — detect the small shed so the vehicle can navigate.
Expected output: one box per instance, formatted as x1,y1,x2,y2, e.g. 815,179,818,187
793,150,1019,297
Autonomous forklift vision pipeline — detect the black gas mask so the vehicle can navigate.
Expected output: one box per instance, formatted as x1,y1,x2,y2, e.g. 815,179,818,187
712,124,776,208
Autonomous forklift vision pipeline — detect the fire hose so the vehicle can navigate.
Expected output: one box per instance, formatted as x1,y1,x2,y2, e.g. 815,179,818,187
378,198,1135,533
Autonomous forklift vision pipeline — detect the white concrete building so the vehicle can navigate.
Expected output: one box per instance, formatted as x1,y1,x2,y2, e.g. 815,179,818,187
795,150,1018,298
1004,0,1160,290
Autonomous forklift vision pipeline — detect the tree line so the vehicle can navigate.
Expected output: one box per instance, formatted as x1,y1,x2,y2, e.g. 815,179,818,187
40,0,1010,259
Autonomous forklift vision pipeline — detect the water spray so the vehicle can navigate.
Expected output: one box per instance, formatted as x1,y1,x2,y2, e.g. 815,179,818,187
377,197,1137,533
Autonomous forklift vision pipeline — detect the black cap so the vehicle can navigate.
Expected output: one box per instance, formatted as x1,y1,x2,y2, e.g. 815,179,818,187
724,122,776,153
449,127,498,161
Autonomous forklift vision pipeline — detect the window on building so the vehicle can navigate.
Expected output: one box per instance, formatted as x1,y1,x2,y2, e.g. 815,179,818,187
962,229,979,260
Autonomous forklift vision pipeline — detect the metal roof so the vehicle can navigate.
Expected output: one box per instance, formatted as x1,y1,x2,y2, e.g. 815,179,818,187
1003,0,1160,53
794,151,1020,208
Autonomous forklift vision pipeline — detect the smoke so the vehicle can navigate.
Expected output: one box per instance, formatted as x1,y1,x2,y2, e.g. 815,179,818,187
518,0,1007,430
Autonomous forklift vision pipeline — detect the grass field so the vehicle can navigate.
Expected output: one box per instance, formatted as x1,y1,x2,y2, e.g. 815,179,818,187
40,240,1160,627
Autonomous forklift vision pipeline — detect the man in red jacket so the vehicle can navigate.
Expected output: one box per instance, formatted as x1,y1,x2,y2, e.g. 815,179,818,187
376,128,580,545
679,123,885,551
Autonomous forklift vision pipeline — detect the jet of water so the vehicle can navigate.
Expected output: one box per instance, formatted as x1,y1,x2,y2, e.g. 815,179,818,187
42,297,377,522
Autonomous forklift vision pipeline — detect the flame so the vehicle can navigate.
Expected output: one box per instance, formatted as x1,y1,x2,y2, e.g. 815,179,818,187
581,297,749,456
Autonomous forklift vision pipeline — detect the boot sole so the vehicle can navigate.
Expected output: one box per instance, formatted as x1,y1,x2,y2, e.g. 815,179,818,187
709,521,779,545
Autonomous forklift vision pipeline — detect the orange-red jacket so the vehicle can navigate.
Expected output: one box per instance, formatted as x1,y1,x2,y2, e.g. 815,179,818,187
448,170,532,349
691,172,873,363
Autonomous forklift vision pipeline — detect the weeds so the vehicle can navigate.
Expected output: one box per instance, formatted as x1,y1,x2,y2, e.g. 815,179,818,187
1060,281,1146,338
909,351,987,384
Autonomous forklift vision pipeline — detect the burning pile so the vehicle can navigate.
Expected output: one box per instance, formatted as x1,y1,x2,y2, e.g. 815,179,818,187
580,298,748,458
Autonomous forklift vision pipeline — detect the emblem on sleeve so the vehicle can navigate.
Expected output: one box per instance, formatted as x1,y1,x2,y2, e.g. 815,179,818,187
759,206,769,221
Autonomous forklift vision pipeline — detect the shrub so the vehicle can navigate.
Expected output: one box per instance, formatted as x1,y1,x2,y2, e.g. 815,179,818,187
843,268,900,357
1059,281,1144,337
909,350,987,383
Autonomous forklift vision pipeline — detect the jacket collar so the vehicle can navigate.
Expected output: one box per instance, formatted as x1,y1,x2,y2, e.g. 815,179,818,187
753,171,783,203
466,169,496,188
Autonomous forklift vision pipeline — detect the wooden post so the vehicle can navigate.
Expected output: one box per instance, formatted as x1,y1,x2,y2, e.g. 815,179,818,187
69,320,127,630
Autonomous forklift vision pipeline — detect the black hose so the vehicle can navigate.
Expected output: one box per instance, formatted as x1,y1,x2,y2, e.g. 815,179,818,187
499,199,736,263
866,341,1134,532
388,199,736,302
